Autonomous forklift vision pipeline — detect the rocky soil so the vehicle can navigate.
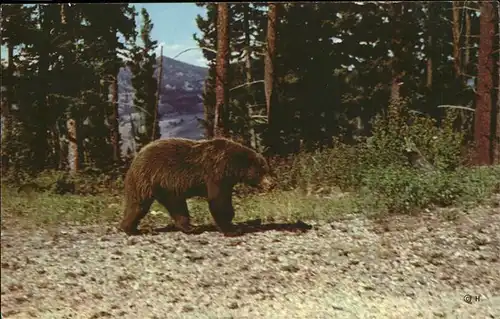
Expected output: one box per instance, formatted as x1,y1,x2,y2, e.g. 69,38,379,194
1,204,500,319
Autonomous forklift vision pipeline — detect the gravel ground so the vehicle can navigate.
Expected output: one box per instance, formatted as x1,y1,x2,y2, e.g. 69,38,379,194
1,203,500,319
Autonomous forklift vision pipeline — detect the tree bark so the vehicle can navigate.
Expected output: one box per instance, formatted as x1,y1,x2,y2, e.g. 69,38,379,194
426,2,433,89
243,4,258,150
214,3,229,138
464,8,471,73
473,1,495,166
389,2,404,106
452,1,462,79
60,4,78,173
264,3,278,151
1,44,14,171
110,77,120,162
495,1,500,164
67,119,78,174
152,45,163,141
33,4,50,171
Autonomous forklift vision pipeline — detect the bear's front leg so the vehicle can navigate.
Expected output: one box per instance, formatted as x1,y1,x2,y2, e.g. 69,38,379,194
207,182,242,236
120,198,154,235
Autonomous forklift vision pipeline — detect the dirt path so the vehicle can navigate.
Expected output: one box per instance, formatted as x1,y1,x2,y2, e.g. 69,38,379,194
1,205,499,319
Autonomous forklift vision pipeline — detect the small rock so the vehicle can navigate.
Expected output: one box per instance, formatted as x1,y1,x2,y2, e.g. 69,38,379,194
281,264,300,272
65,272,77,279
90,311,112,318
228,301,239,309
15,295,29,303
182,304,194,312
186,254,204,262
93,292,104,300
127,237,138,245
349,259,360,266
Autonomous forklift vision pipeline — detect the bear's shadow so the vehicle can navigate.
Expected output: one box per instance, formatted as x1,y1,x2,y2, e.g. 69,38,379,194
150,219,313,236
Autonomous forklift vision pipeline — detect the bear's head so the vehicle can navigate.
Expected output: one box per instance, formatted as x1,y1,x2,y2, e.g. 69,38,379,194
206,138,276,191
236,148,275,191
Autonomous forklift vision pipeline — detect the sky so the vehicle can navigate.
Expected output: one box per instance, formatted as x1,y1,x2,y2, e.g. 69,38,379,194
1,3,209,68
134,3,208,67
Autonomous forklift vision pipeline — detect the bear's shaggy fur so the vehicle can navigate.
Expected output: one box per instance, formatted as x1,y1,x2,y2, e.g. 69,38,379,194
120,137,274,235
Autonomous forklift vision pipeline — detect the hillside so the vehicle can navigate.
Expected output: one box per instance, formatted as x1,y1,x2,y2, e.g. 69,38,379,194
118,56,208,154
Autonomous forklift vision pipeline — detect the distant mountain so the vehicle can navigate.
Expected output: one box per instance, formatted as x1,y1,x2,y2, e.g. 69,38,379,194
117,56,208,118
118,56,209,154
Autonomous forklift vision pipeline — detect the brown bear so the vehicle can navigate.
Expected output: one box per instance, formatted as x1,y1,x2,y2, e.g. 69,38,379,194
119,137,274,236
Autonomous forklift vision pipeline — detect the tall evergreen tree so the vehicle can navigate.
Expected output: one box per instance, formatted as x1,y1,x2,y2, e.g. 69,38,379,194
194,3,218,139
80,4,136,167
129,7,159,149
0,4,34,171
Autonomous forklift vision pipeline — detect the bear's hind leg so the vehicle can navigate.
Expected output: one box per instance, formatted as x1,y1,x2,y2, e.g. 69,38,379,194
154,191,199,234
120,198,154,235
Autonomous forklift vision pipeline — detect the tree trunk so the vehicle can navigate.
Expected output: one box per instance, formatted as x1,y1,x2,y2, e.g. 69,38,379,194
452,1,462,79
243,4,258,150
426,40,433,89
34,4,50,171
152,46,163,141
264,3,278,152
1,44,14,171
426,2,433,89
495,2,500,164
214,3,229,138
109,74,121,163
67,119,78,174
474,1,495,166
464,9,471,73
60,4,77,173
389,2,404,107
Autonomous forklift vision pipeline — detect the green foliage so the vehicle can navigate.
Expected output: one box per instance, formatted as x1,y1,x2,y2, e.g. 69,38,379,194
193,2,482,156
270,98,495,216
194,3,267,145
2,2,497,230
362,99,467,171
359,165,500,214
1,4,136,173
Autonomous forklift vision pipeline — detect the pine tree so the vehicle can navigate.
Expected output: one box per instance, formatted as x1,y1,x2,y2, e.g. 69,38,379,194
80,4,136,167
194,4,217,139
195,4,266,143
129,7,159,149
0,4,34,171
